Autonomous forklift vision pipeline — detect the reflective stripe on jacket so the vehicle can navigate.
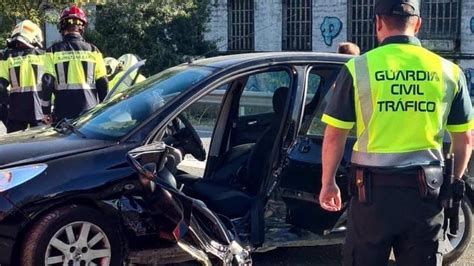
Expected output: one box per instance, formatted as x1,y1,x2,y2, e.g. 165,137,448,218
0,48,44,121
42,33,107,120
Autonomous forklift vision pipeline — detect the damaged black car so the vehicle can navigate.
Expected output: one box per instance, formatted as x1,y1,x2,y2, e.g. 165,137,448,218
0,53,472,265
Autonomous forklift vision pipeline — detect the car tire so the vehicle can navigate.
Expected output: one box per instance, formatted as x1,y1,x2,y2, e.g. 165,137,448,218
21,204,124,266
442,197,473,265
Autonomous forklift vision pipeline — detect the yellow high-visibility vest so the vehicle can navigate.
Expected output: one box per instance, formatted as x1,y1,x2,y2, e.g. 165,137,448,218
322,41,473,167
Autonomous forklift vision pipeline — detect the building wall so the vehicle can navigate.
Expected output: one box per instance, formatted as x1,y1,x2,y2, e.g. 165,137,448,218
459,0,474,95
205,1,474,54
312,0,347,53
205,0,228,52
44,23,62,48
254,0,282,51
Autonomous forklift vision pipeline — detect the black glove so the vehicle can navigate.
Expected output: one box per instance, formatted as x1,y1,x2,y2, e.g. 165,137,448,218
452,179,466,203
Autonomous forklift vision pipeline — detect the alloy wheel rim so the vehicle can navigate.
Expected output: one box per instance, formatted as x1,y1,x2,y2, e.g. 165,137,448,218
45,221,111,266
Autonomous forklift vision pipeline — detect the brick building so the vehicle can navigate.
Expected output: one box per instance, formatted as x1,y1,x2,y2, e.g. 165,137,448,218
204,0,474,93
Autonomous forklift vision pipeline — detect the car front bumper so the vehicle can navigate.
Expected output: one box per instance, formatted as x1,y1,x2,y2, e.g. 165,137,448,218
0,194,28,265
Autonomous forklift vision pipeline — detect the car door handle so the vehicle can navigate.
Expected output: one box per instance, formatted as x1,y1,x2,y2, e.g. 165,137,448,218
247,120,258,125
299,144,311,153
299,138,311,153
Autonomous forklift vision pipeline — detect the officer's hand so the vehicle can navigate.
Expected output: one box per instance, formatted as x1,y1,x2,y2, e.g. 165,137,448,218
42,115,52,125
319,183,342,212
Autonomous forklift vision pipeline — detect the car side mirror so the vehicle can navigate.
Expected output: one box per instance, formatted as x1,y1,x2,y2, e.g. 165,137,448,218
126,142,167,180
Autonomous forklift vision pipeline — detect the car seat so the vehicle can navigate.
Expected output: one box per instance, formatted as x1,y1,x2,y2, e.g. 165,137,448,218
188,86,290,218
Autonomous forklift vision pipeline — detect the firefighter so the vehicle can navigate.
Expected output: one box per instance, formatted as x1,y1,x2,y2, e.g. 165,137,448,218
0,20,45,133
104,56,119,80
42,5,108,124
108,53,146,95
0,48,7,127
319,0,473,265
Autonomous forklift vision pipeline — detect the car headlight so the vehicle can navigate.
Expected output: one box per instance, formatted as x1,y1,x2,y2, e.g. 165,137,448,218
0,164,47,192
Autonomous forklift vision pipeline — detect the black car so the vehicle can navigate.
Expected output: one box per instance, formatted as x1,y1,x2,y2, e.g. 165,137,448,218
0,53,472,266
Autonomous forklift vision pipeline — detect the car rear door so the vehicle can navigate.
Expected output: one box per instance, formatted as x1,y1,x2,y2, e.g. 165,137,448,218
278,63,356,234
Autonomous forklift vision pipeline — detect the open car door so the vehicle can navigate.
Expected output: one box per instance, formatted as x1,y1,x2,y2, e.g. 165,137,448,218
278,64,355,234
126,143,252,265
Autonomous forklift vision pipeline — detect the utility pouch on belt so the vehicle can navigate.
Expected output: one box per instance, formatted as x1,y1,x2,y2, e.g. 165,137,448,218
419,165,443,200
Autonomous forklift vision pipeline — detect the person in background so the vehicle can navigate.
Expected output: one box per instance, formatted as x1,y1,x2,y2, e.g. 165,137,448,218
337,42,361,55
108,53,146,96
0,49,7,127
104,56,119,80
0,20,45,133
42,5,108,124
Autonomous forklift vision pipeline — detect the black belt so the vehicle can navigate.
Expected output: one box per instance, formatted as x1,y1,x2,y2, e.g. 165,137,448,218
351,166,421,188
370,173,420,188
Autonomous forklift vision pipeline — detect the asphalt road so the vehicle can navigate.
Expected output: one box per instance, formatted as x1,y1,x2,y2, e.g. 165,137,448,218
252,242,474,266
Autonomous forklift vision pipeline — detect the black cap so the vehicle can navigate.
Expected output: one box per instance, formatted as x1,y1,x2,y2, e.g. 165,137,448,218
375,0,420,16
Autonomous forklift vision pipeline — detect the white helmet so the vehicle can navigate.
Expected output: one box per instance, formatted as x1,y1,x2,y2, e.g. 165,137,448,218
7,20,43,49
104,57,119,76
117,54,139,71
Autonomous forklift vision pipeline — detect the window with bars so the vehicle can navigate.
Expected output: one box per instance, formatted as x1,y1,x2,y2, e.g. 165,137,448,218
418,0,461,40
348,0,376,53
282,0,312,51
228,0,254,51
348,0,462,52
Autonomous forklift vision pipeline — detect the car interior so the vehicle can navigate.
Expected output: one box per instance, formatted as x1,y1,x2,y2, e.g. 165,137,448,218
144,68,294,221
143,64,341,223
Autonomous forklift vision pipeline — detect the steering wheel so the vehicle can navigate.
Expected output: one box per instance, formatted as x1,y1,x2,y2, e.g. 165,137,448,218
172,114,206,161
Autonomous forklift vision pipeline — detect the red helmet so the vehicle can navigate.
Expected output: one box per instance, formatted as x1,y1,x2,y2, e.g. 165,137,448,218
59,5,88,27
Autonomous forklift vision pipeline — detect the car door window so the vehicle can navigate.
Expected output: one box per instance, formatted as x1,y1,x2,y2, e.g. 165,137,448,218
233,70,292,146
175,84,228,177
306,73,322,103
238,71,291,117
305,67,356,137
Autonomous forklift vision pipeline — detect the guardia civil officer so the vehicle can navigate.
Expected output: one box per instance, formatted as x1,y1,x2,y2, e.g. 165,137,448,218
42,5,108,124
0,20,45,133
319,0,473,265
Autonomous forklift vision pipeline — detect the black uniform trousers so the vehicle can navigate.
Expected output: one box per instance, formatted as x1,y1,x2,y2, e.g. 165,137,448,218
0,104,7,126
6,120,42,133
343,176,444,266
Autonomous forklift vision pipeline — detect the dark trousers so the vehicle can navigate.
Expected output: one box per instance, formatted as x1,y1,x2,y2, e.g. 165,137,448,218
343,183,444,266
0,104,7,126
6,120,42,133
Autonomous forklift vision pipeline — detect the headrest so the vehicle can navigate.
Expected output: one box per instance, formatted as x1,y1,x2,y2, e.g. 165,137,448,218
272,86,289,116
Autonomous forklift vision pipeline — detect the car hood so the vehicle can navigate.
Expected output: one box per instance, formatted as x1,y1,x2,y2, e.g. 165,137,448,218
0,127,116,168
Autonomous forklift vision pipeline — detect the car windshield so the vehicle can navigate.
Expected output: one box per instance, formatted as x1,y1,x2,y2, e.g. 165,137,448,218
73,65,214,140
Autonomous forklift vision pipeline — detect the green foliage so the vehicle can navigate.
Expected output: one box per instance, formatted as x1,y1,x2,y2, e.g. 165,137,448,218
85,0,217,76
0,0,71,49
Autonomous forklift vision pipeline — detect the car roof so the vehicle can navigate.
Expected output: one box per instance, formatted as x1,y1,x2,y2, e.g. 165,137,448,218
189,52,353,69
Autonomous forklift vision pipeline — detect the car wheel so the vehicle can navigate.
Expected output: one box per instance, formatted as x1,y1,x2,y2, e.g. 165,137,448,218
21,204,124,266
439,197,473,265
